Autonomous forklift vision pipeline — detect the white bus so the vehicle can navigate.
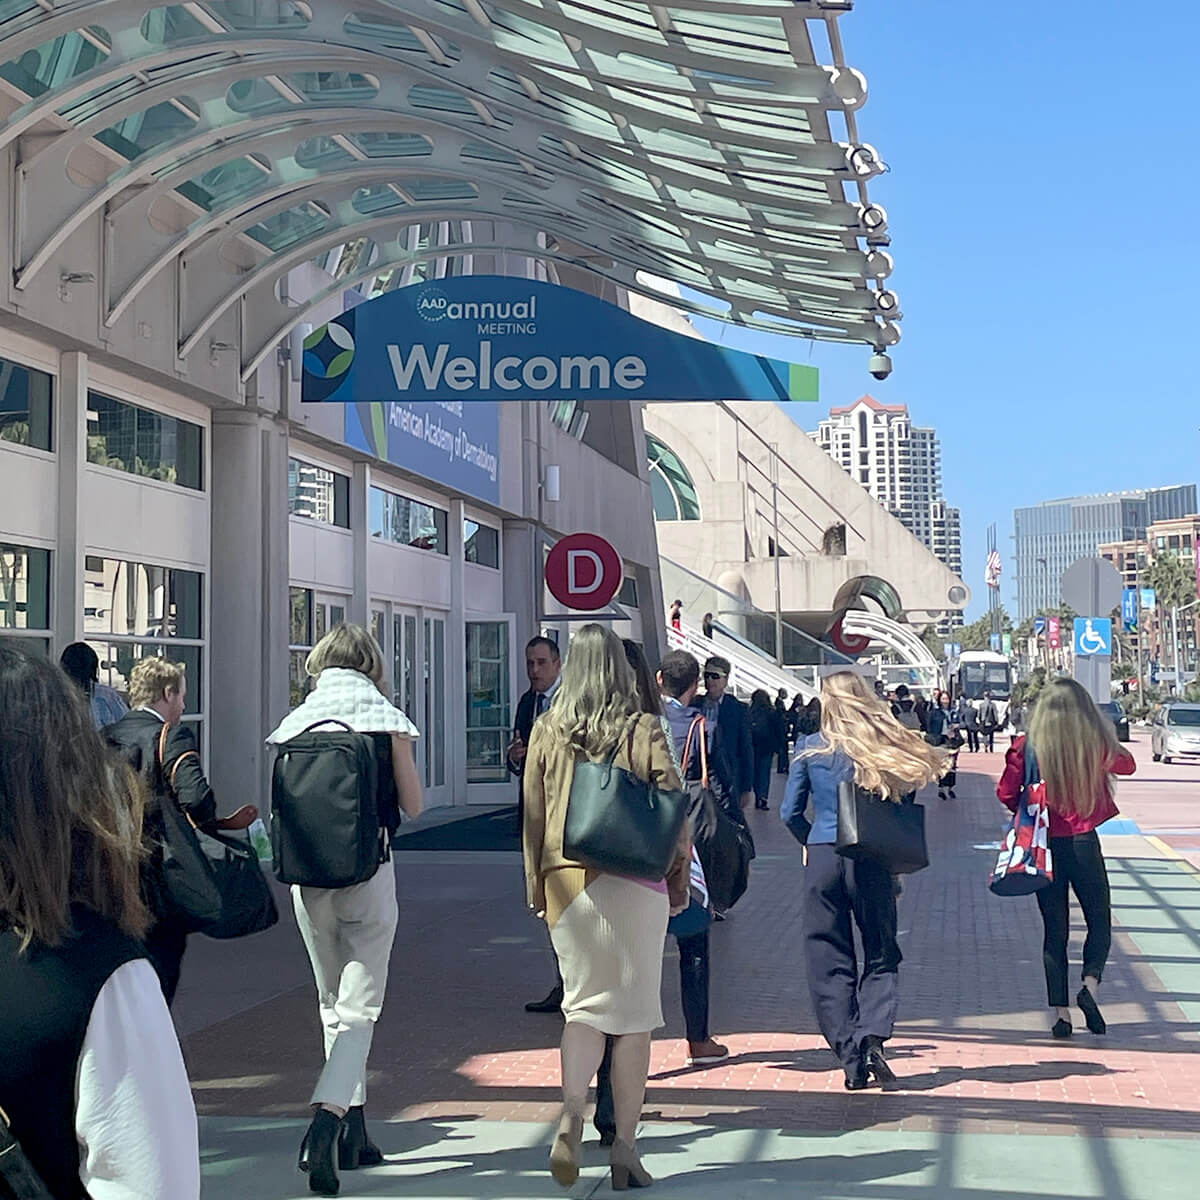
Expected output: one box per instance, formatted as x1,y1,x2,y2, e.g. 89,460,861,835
954,650,1013,725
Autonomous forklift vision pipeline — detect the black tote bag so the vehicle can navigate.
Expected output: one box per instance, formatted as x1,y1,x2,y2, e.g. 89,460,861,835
196,829,279,941
564,722,689,881
835,780,929,875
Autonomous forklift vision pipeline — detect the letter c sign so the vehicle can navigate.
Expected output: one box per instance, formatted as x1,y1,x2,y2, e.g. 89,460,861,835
545,533,623,611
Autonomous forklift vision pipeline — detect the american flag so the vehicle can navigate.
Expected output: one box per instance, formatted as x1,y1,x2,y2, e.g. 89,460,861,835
985,550,1002,589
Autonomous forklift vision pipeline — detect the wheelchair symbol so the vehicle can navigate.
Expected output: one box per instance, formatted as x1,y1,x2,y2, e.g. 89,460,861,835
1079,621,1106,654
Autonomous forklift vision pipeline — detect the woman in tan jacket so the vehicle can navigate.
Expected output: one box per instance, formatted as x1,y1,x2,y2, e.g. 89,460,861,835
523,624,688,1191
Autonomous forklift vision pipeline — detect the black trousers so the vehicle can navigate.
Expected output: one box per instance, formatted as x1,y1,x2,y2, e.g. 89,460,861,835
982,727,996,752
803,843,901,1071
966,728,980,752
144,920,188,1006
1036,830,1112,1007
594,928,710,1135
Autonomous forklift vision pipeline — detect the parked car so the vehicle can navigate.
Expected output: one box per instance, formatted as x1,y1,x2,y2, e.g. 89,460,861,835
1151,703,1200,763
1098,701,1130,742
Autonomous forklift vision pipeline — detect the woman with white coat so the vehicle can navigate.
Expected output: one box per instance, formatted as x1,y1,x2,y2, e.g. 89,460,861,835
267,624,422,1197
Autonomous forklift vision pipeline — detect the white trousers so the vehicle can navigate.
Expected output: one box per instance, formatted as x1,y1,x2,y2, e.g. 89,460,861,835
292,863,398,1110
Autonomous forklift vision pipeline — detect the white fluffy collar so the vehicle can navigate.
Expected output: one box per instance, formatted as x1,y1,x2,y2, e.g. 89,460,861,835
266,668,420,745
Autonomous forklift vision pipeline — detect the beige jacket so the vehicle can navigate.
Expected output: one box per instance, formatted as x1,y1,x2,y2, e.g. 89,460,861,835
522,712,689,926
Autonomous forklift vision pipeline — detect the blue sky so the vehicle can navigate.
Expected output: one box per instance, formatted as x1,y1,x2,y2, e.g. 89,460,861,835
691,0,1199,620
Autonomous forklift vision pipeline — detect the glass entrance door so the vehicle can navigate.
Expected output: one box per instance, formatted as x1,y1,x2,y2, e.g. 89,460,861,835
389,605,448,804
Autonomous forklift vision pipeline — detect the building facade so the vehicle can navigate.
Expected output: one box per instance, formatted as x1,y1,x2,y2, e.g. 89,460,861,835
1015,485,1197,619
810,396,964,628
644,399,970,657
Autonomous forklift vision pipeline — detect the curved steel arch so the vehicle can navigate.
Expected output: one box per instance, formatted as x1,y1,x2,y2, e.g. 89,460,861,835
841,611,940,670
0,0,902,359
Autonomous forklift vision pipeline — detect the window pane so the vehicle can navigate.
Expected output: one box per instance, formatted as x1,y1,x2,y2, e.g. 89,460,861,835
289,587,312,646
289,457,348,525
289,649,310,709
83,558,202,639
466,621,510,782
86,392,202,490
464,520,500,568
0,357,53,451
373,488,449,554
0,544,51,629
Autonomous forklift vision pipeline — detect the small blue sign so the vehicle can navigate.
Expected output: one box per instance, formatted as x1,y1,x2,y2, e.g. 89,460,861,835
1073,617,1112,657
1033,617,1047,635
989,633,1002,652
952,643,962,657
1141,587,1157,611
1122,588,1139,632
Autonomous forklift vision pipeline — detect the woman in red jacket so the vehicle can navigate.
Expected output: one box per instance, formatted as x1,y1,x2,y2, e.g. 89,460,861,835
997,679,1135,1038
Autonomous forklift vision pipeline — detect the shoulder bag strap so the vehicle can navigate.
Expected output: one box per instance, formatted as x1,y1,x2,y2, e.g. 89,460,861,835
682,715,710,788
156,721,201,828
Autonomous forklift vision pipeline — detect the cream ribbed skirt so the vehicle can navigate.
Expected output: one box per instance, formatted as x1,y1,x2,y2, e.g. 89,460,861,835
550,874,669,1035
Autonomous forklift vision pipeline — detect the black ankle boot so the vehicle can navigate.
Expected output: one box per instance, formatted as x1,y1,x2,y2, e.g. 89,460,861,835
298,1108,342,1196
338,1106,384,1170
861,1036,899,1090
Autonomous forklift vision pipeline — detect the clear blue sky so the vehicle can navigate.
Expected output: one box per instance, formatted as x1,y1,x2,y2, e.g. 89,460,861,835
691,0,1199,620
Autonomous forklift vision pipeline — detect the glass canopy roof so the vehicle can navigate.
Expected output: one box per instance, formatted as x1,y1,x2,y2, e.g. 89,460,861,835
0,1,900,373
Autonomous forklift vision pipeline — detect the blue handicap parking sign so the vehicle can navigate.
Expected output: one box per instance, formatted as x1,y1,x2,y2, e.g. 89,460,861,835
1073,617,1112,656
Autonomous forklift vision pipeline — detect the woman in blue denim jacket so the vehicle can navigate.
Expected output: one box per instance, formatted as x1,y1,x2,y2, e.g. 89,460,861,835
782,671,944,1090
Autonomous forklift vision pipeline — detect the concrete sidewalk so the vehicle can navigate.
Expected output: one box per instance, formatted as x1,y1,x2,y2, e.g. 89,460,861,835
187,737,1200,1197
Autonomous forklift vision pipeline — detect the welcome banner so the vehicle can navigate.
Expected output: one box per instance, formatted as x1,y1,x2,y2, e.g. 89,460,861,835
302,276,819,406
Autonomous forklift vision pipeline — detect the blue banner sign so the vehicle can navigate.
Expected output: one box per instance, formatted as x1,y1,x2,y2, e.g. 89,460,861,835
1033,616,1047,635
1141,587,1156,611
303,276,819,406
1073,617,1112,657
1122,587,1139,632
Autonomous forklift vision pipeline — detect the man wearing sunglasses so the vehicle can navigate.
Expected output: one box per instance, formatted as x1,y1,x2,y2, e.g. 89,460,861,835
700,657,754,816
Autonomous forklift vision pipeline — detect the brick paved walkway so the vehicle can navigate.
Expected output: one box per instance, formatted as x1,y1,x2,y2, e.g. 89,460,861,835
182,735,1200,1158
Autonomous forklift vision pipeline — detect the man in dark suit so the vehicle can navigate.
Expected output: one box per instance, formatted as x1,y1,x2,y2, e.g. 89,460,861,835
103,657,254,1004
700,656,754,812
506,635,564,1013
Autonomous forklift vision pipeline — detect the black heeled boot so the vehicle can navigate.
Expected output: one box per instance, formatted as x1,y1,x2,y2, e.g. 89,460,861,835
298,1108,342,1196
338,1106,385,1170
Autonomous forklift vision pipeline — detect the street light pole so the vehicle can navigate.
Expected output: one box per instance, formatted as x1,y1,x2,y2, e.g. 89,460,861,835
770,442,783,667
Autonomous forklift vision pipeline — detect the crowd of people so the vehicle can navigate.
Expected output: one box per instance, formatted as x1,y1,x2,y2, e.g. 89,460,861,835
0,626,1134,1197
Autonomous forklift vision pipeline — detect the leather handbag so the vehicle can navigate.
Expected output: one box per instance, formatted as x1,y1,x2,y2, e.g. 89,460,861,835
989,746,1053,896
154,726,278,939
0,1105,54,1199
835,780,929,875
564,719,689,881
679,715,752,910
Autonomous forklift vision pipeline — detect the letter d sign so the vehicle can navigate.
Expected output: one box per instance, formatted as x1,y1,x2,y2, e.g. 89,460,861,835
545,533,623,611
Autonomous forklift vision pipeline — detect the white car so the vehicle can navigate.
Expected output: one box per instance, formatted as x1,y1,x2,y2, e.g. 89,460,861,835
1151,704,1200,763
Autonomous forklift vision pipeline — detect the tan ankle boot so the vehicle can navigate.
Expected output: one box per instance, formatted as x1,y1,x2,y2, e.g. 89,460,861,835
610,1138,653,1190
549,1108,583,1187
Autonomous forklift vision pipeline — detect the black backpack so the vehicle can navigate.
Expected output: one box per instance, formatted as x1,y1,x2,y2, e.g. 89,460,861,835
271,721,390,888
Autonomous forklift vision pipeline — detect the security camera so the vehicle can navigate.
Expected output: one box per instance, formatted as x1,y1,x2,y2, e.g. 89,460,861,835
868,352,893,380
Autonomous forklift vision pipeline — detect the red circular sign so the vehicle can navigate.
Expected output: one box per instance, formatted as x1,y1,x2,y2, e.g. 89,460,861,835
545,533,623,611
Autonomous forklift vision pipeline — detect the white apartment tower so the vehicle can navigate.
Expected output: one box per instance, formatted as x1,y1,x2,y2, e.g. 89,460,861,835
812,396,964,628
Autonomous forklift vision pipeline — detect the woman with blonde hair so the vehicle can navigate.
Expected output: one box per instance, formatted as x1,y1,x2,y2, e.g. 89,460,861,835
997,678,1134,1038
524,624,689,1191
781,670,945,1089
0,641,200,1197
267,623,423,1196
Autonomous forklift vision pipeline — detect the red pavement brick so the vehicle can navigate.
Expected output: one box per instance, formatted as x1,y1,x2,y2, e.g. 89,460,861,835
181,742,1200,1139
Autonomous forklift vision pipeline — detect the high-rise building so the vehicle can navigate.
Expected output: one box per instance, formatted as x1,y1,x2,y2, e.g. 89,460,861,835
1014,485,1197,619
811,396,963,627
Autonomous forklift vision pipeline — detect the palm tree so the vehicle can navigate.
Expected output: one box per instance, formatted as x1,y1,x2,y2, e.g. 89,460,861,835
1144,551,1199,681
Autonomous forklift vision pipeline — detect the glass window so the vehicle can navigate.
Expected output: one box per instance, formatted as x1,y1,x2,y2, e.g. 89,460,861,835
87,392,203,489
0,543,51,630
0,356,53,451
466,621,511,782
288,458,350,527
369,486,448,554
617,576,639,608
84,557,202,639
88,640,203,716
646,433,700,521
288,589,349,707
464,519,500,568
424,616,446,788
